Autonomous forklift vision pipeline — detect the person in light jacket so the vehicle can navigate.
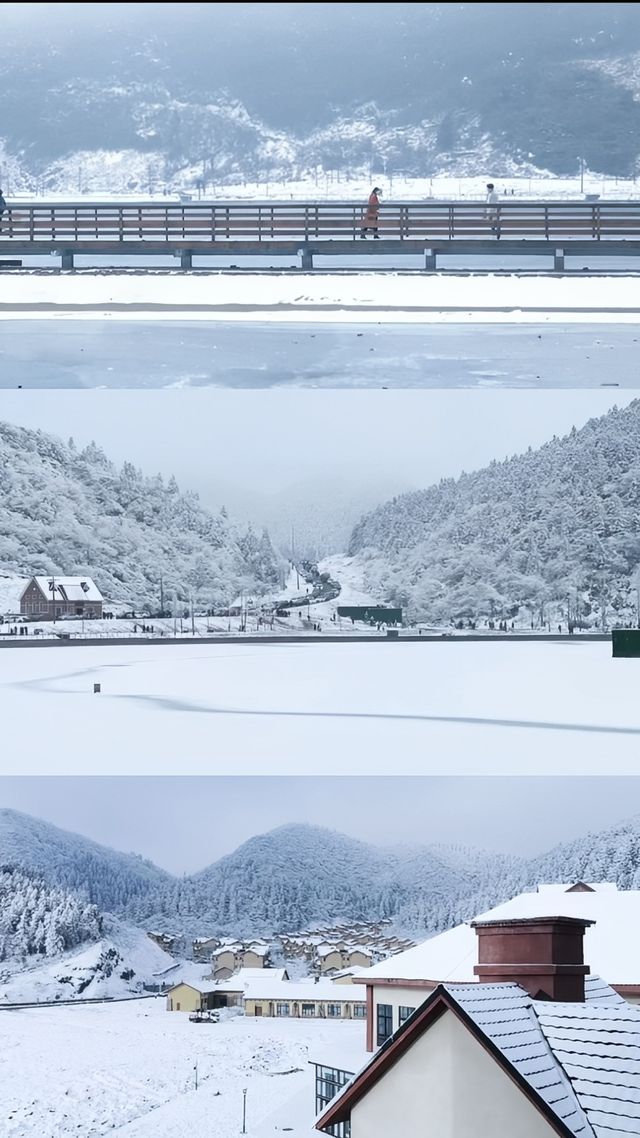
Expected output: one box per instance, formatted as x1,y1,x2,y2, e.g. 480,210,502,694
485,182,499,234
361,187,382,239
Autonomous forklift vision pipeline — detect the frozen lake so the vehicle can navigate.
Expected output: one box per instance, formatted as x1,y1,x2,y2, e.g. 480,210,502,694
1,319,638,388
2,639,638,775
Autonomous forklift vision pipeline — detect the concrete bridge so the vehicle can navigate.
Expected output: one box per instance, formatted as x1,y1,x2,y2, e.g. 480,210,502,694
2,198,640,270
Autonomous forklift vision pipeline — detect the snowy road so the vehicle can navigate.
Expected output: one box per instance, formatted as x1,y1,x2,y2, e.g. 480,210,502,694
1,318,639,388
1,640,638,775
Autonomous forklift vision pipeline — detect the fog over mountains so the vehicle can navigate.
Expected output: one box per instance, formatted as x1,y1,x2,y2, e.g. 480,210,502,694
2,808,640,959
3,4,640,190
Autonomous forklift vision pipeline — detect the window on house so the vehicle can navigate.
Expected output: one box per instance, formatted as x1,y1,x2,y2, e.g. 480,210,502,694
276,1003,289,1016
327,1004,342,1017
301,1003,315,1017
398,1006,416,1025
353,1004,366,1018
376,1003,393,1045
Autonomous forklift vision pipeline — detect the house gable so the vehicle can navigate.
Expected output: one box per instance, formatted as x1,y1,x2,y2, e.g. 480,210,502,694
317,988,580,1138
350,1009,563,1138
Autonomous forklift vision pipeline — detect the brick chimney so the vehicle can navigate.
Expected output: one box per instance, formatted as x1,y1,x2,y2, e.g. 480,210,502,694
471,916,594,1002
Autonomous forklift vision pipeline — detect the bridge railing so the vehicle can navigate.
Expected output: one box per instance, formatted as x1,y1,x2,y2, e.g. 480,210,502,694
3,200,640,242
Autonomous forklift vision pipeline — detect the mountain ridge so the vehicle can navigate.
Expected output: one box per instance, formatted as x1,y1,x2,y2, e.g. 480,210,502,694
2,808,640,945
3,4,640,190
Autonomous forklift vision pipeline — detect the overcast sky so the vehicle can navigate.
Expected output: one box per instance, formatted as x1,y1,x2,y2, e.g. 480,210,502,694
1,776,636,873
0,390,634,519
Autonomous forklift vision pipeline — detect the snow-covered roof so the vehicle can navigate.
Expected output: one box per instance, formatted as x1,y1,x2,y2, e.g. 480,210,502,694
364,884,640,986
212,967,288,991
26,576,103,602
318,976,640,1138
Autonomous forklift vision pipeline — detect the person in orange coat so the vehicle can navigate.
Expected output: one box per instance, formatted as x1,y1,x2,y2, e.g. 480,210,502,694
361,187,382,238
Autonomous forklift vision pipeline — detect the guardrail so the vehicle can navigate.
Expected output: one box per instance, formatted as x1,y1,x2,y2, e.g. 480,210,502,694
2,198,640,243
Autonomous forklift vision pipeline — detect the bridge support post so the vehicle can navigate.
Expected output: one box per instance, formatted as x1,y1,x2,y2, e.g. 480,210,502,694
61,250,74,271
179,250,193,270
299,246,314,271
554,247,565,271
423,248,436,271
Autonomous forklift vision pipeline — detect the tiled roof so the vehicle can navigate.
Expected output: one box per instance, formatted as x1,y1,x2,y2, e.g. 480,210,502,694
536,1001,640,1137
448,982,594,1137
317,976,640,1138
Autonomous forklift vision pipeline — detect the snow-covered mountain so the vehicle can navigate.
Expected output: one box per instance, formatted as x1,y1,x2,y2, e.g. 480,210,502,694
4,810,640,947
0,810,172,920
2,4,640,190
348,399,640,627
0,421,283,612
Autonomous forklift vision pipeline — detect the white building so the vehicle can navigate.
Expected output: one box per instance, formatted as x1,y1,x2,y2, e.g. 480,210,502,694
317,913,640,1138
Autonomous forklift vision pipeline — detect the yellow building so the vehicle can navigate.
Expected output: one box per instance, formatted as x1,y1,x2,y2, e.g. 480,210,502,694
165,981,219,1013
244,979,366,1020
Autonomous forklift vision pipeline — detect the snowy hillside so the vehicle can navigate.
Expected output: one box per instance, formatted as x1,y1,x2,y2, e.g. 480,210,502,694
348,399,640,626
0,422,283,612
0,916,178,1002
2,4,640,190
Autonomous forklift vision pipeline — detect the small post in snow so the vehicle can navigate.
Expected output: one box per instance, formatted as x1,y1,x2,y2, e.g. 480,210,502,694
242,1087,248,1133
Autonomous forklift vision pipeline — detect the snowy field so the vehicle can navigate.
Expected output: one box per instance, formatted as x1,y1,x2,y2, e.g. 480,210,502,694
8,173,640,202
0,999,364,1137
1,640,638,775
2,271,640,324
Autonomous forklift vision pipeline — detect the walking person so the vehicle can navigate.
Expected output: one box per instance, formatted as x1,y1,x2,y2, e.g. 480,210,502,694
485,182,499,235
361,186,382,239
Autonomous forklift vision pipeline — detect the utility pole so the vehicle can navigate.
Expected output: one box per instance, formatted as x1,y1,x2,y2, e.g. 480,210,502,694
160,575,164,616
190,593,195,636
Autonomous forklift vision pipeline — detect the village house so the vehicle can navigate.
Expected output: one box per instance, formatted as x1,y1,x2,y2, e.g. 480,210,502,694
210,940,270,979
317,945,373,974
166,967,290,1012
20,576,103,619
192,936,221,962
164,969,365,1020
357,882,640,1052
165,981,220,1014
147,931,183,954
243,978,366,1021
316,913,640,1138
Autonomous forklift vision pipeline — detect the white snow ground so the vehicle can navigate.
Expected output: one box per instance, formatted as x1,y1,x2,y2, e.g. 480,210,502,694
0,999,365,1137
1,640,638,775
2,272,640,323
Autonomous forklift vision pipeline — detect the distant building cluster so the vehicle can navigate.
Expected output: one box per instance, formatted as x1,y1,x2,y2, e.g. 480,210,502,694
276,920,416,975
